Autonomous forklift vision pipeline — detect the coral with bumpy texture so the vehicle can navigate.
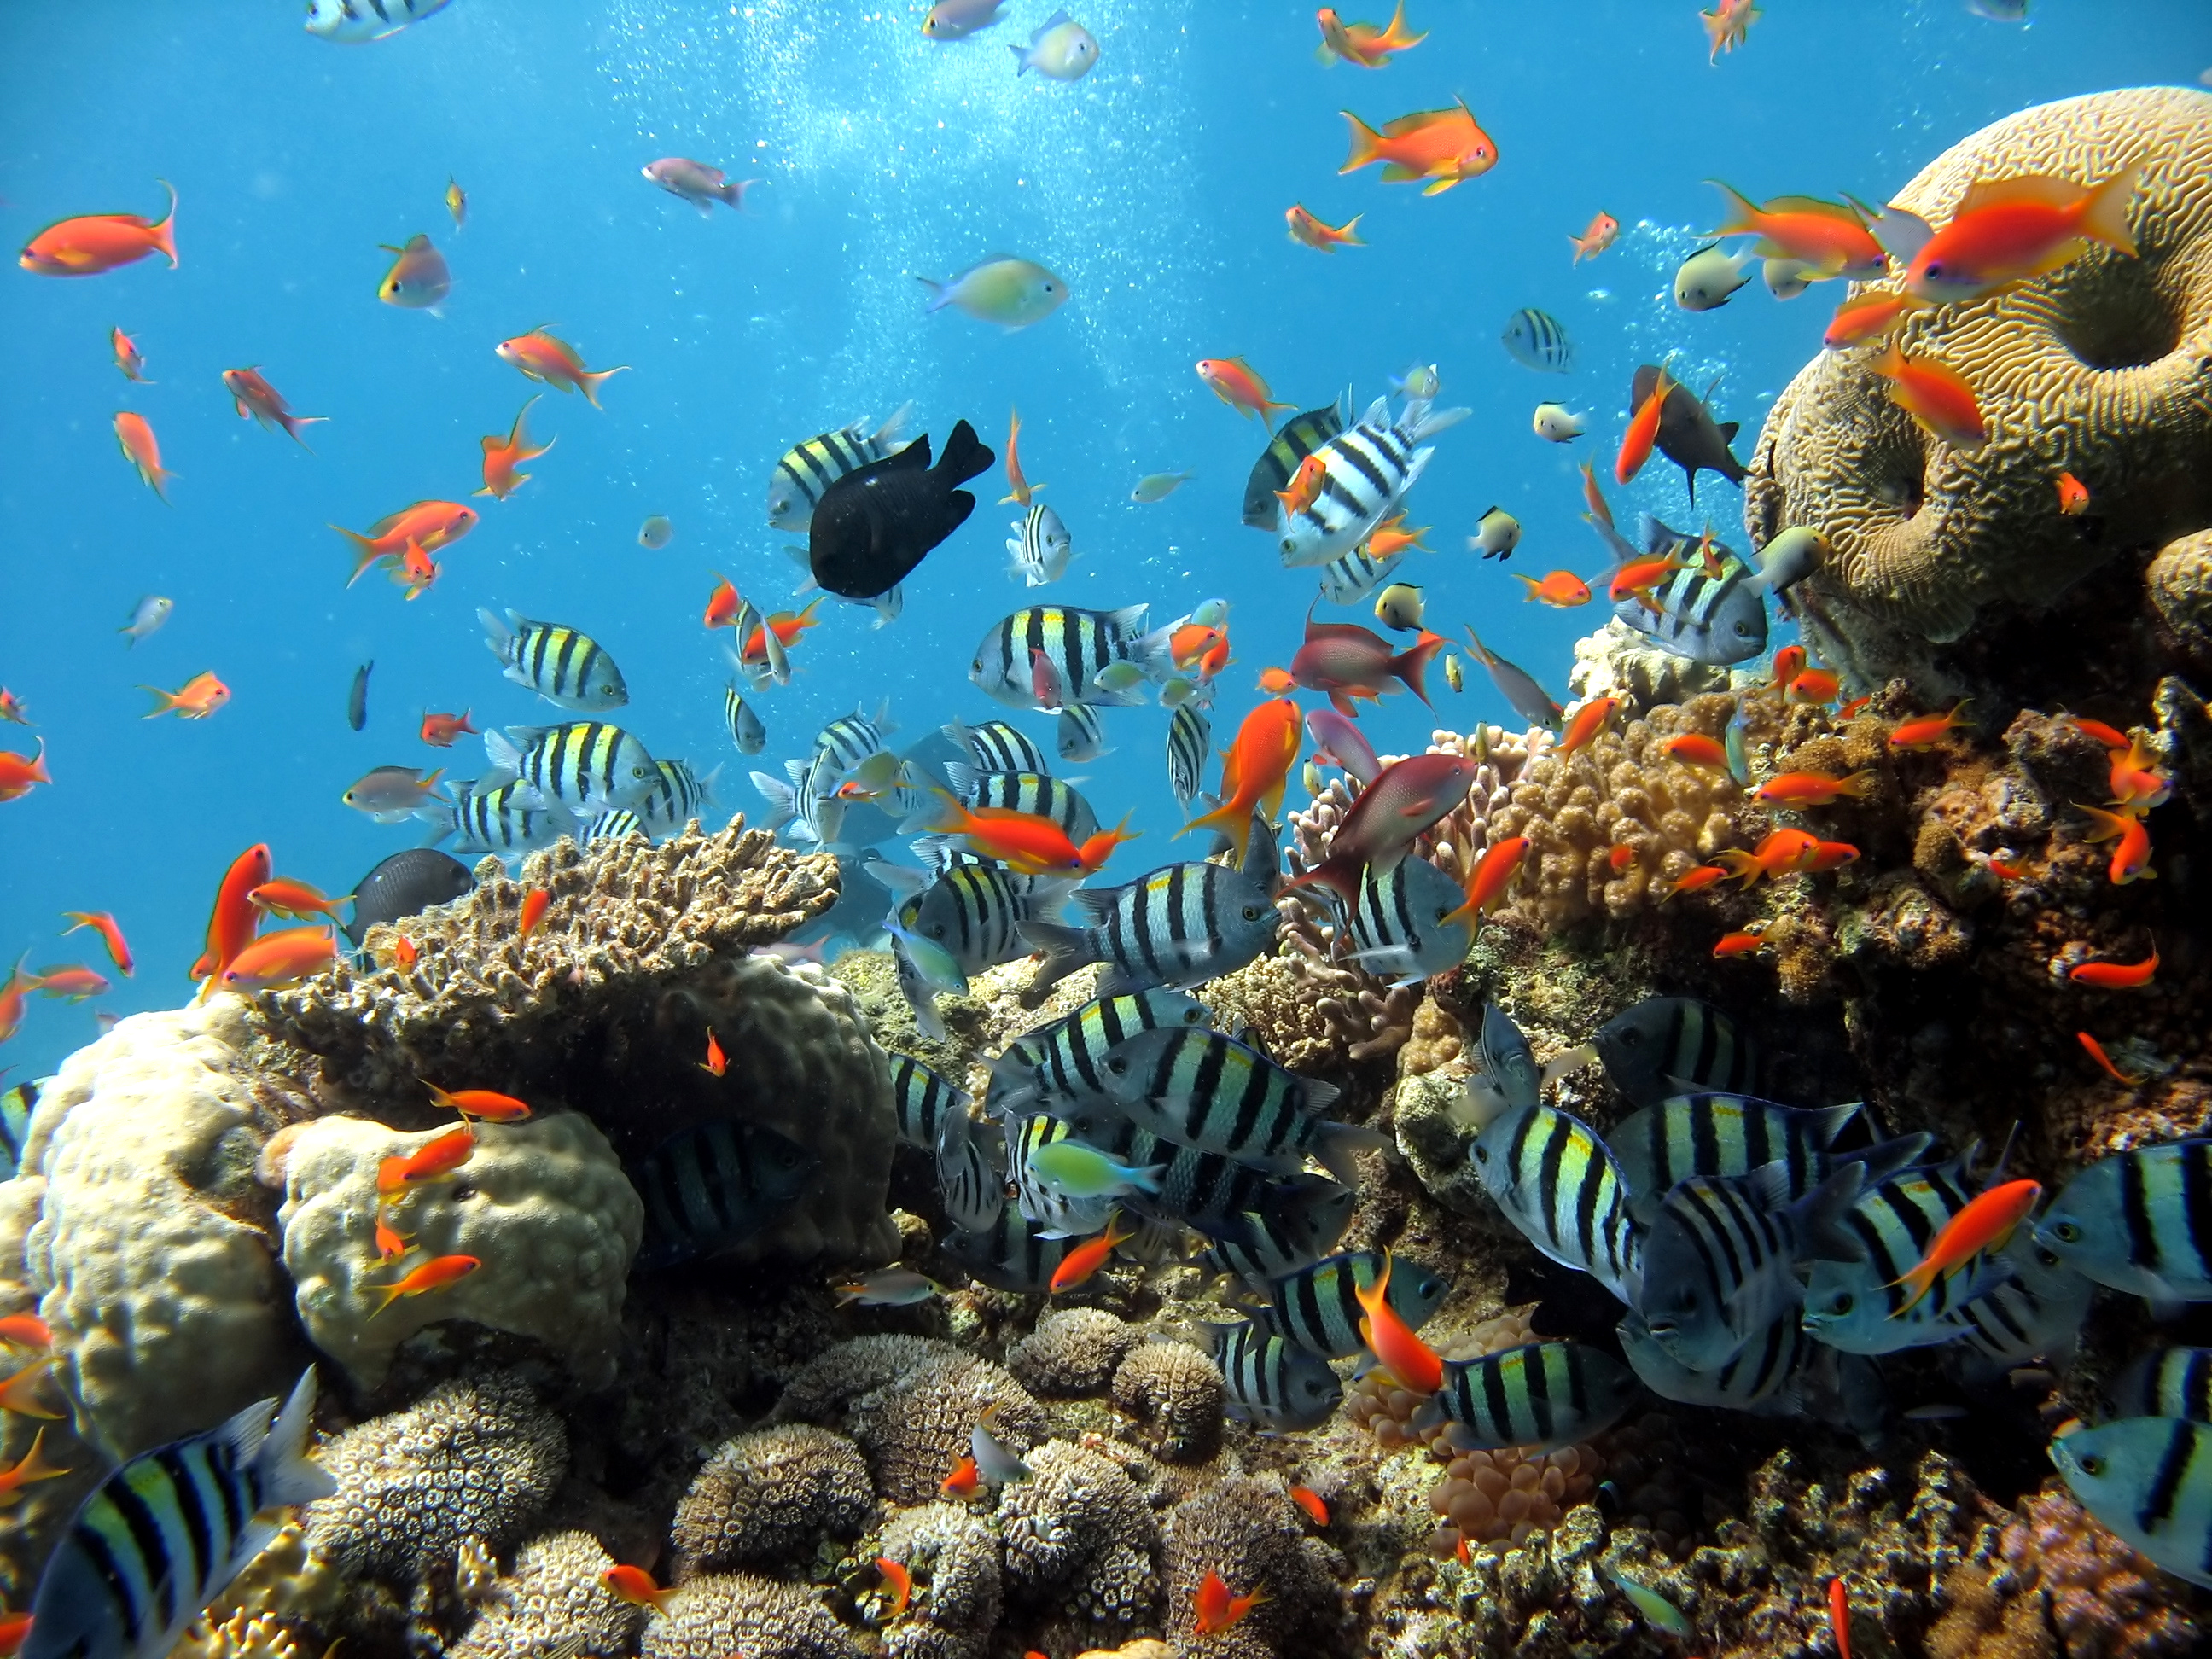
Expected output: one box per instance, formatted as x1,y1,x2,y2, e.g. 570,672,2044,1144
1009,1308,1138,1397
1570,617,1735,713
876,1500,1002,1659
449,1530,645,1659
1995,1483,2203,1657
278,1113,640,1388
15,1000,294,1461
172,1613,304,1659
1747,88,2212,678
1196,952,1348,1074
998,1439,1163,1650
2149,529,2212,668
670,1423,874,1575
773,1334,952,1425
1162,1473,1346,1659
643,1573,864,1659
302,1371,568,1588
1110,1340,1225,1463
846,1348,1045,1505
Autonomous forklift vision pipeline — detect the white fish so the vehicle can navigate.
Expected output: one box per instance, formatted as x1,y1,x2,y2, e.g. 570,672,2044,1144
1317,546,1404,605
923,0,1010,39
1533,403,1585,442
1468,505,1522,560
642,158,758,216
1132,470,1193,503
1673,242,1756,311
118,594,174,646
306,0,451,42
1006,503,1074,585
1010,9,1100,80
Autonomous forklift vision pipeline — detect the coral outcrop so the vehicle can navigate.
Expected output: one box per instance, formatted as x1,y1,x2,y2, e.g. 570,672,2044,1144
1162,1473,1346,1659
448,1530,644,1659
643,1573,864,1659
1110,1339,1225,1463
669,1423,874,1575
875,1500,1003,1659
1008,1307,1138,1397
998,1439,1163,1653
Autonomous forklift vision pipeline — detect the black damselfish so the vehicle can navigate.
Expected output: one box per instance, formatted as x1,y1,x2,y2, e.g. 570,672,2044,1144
344,847,475,946
808,419,994,599
1629,364,1747,501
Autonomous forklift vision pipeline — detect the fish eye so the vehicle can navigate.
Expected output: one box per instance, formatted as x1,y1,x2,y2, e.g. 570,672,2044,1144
2052,1221,2081,1243
1242,905,1264,920
1832,1293,1854,1314
1471,1144,1488,1162
2035,1245,2062,1267
2078,1453,2104,1476
1280,538,1298,554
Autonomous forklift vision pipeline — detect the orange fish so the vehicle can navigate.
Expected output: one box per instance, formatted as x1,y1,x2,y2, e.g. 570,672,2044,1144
2076,803,2154,884
1657,864,1729,903
1702,0,1760,61
249,878,350,922
1663,733,1731,771
0,743,49,806
377,1126,476,1197
740,600,824,667
1714,928,1773,959
2070,947,2157,990
1363,512,1429,557
1557,696,1619,756
369,1253,480,1317
0,1429,67,1505
2077,1031,2146,1086
1286,203,1365,252
2056,472,2090,515
1871,346,1987,449
1257,667,1298,695
477,396,554,500
1905,160,2141,306
424,1082,532,1123
1515,570,1591,608
1788,669,1842,705
1889,702,1971,752
334,500,478,585
1837,696,1873,719
2067,716,2131,750
390,537,440,602
1822,291,1920,351
1051,1213,1135,1294
1830,1578,1853,1659
0,964,32,1045
1276,452,1328,519
1706,183,1883,280
1714,828,1821,886
1447,835,1528,924
1988,857,2029,882
940,1454,982,1499
0,1318,51,1350
374,1215,412,1260
31,966,109,1002
60,911,133,976
2108,735,2171,815
1607,844,1638,873
0,1612,27,1658
223,367,325,448
0,1359,59,1422
391,935,420,968
939,794,1138,878
1579,456,1613,530
1173,624,1228,672
1771,644,1807,690
1180,699,1302,863
1606,556,1683,607
1615,366,1674,485
20,182,178,276
1887,1178,2042,1315
496,329,629,406
1806,840,1860,871
113,411,173,499
518,889,550,936
701,1027,728,1077
1353,1250,1442,1394
601,1564,678,1610
1196,357,1295,430
142,670,230,720
1194,1569,1268,1637
218,927,337,992
1568,211,1619,264
1289,1486,1330,1526
1755,770,1871,807
877,1556,914,1618
0,690,26,728
421,710,478,747
1316,3,1425,67
1000,407,1044,505
191,843,272,987
1340,100,1497,195
112,325,150,381
703,576,742,630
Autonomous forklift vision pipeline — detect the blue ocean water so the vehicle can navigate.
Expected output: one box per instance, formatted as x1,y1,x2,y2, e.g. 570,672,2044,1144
0,0,2203,1076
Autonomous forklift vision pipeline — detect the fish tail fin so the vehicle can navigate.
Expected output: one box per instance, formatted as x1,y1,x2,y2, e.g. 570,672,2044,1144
284,416,329,451
1703,179,1762,238
917,275,951,311
1018,919,1097,994
150,178,178,266
258,1368,337,1506
934,418,996,489
2079,155,2143,258
1180,797,1254,863
579,365,631,409
137,685,178,718
1394,631,1445,705
335,527,386,585
9,1427,61,1484
1316,1122,1388,1188
1711,847,1762,886
1341,214,1365,245
1339,110,1386,173
1840,770,1875,799
749,770,797,832
1382,1,1426,47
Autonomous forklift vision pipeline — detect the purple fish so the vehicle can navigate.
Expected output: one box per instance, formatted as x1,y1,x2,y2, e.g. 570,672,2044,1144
1287,753,1480,902
1306,708,1382,786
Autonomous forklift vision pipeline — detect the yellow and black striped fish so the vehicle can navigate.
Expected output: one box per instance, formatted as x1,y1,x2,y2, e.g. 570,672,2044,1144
1415,1342,1640,1452
1242,393,1348,531
765,405,912,532
947,716,1052,776
2038,1138,2212,1303
1621,1308,1814,1414
1197,1187,1359,1288
968,604,1171,712
632,1119,818,1266
1470,1100,1641,1304
892,1052,969,1149
1165,703,1211,807
942,761,1097,841
429,776,576,856
479,608,627,711
486,721,659,814
1258,1249,1449,1359
1201,1317,1343,1430
1590,995,1758,1109
941,1205,1075,1293
987,989,1209,1117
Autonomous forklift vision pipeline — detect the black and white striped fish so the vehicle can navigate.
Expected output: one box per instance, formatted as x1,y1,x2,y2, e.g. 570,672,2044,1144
750,754,847,847
947,717,1051,776
725,686,766,755
1591,996,1759,1109
1277,395,1469,568
1592,513,1769,667
1200,1319,1343,1430
1619,1308,1813,1416
1317,545,1406,605
943,1207,1076,1293
1197,1185,1359,1287
1943,1231,2093,1387
25,1370,335,1659
1801,1155,2011,1354
1100,1026,1381,1183
1612,1094,1929,1226
892,1052,970,1150
2037,1138,2212,1303
765,404,912,532
1470,1101,1643,1305
1242,393,1349,532
1415,1342,1640,1453
1006,502,1073,586
1136,1144,1330,1235
486,721,659,814
940,761,1099,843
813,703,894,777
640,759,720,837
1022,860,1281,997
968,604,1172,711
987,989,1211,1118
1258,1250,1449,1359
632,1119,819,1266
2112,1347,2212,1426
478,608,629,712
1166,703,1211,807
1057,703,1110,763
899,862,1068,977
1501,307,1574,373
1339,854,1477,987
585,808,649,844
2048,1416,2212,1592
1640,1162,1868,1371
424,777,577,857
935,1108,1006,1234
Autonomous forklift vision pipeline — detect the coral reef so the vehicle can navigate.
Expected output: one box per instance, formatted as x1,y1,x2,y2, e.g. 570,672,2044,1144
997,1438,1163,1653
875,1500,1003,1659
1748,87,2212,679
643,1573,864,1659
669,1423,874,1575
1110,1339,1225,1463
1008,1307,1138,1397
278,1113,641,1388
448,1530,645,1659
2148,529,2212,670
1161,1473,1346,1659
1986,1483,2203,1657
1569,617,1735,713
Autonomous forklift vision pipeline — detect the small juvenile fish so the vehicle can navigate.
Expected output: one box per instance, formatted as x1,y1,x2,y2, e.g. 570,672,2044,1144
377,232,450,313
970,1421,1033,1483
1469,504,1521,560
920,258,1068,329
1604,1566,1692,1637
1027,1139,1165,1202
445,176,466,228
348,661,372,731
924,0,1010,38
111,326,150,381
118,593,173,645
1287,202,1365,252
1533,402,1585,442
642,157,758,216
1674,241,1755,310
1568,210,1618,263
638,515,674,549
1194,1569,1267,1636
1010,8,1099,79
834,1268,944,1307
1373,581,1424,631
602,1564,678,1610
1132,469,1194,503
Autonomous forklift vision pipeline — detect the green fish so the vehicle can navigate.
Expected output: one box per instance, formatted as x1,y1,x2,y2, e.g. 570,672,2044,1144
919,256,1068,330
1604,1566,1692,1637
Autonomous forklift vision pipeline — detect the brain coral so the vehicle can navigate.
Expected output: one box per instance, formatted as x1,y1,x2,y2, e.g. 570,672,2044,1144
669,1423,875,1575
448,1530,645,1659
1747,87,2212,676
278,1113,641,1388
643,1573,863,1659
302,1371,568,1588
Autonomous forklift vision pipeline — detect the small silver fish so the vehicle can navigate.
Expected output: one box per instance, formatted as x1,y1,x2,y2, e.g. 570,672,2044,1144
970,1421,1033,1482
1132,470,1194,504
1391,362,1441,399
638,515,674,550
119,593,174,646
725,687,766,755
833,1268,943,1306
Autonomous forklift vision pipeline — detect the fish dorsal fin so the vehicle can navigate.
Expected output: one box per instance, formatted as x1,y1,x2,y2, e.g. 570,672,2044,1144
1720,422,1741,442
1763,195,1863,223
1954,172,2084,215
1358,394,1391,428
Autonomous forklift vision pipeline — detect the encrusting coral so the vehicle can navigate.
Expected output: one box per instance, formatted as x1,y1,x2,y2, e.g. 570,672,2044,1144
669,1423,875,1575
1162,1473,1346,1659
447,1529,645,1659
1748,86,2212,679
873,1500,1003,1659
643,1572,864,1659
1110,1339,1225,1464
1569,616,1734,713
1008,1307,1138,1397
996,1438,1163,1653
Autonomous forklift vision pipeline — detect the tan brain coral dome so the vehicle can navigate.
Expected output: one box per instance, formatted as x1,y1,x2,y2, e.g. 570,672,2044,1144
1747,86,2212,677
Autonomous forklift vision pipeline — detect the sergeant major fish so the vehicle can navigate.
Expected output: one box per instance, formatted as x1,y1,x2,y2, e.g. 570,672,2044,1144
1057,703,1110,763
306,0,452,41
479,609,629,711
1501,308,1574,373
940,762,1098,843
1276,394,1470,568
947,717,1051,776
1243,395,1348,531
892,1053,969,1149
422,777,578,857
767,405,913,532
2050,1416,2212,1591
1414,1342,1640,1452
1023,860,1280,997
1596,515,1768,666
936,1109,1008,1235
969,604,1172,711
1470,1100,1641,1304
486,722,659,816
1259,1250,1448,1359
2035,1138,2212,1303
751,754,847,847
1202,1319,1343,1430
1338,853,1478,986
1007,502,1074,585
639,758,719,837
1166,702,1212,806
987,989,1211,1117
1098,1026,1381,1184
632,1120,818,1266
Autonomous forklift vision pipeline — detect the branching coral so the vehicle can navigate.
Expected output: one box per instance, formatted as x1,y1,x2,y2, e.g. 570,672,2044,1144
670,1423,875,1575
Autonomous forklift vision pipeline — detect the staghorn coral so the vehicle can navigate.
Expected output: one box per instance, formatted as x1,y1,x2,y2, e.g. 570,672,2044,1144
303,1371,568,1590
1569,617,1735,714
1748,88,2212,680
1009,1308,1138,1397
448,1529,645,1659
1110,1339,1225,1464
875,1500,1003,1659
1162,1473,1346,1659
643,1572,864,1659
669,1423,874,1576
998,1438,1163,1652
